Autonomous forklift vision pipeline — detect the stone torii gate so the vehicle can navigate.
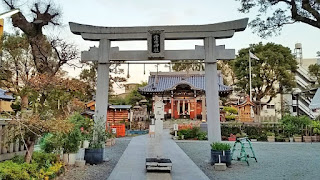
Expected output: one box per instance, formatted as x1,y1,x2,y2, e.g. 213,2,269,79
69,18,248,142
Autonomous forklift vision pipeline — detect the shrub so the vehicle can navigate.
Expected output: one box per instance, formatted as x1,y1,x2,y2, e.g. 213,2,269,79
257,134,267,141
69,113,93,140
312,121,320,135
197,131,208,140
40,133,63,153
225,115,236,121
32,152,59,169
177,127,207,140
0,152,64,180
210,142,231,151
281,115,312,136
11,155,25,164
62,128,82,153
266,132,275,136
0,161,37,180
223,106,238,114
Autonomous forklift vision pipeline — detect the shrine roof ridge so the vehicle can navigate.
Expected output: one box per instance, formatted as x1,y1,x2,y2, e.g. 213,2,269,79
69,18,248,35
149,71,206,76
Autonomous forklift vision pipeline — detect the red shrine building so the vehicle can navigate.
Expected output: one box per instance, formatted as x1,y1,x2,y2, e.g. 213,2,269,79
139,71,231,120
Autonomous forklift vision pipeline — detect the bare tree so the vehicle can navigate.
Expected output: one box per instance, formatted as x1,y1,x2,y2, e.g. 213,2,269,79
3,0,78,75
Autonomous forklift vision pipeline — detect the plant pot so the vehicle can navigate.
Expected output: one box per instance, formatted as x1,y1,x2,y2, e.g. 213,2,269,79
284,138,289,142
228,137,236,141
317,135,320,142
303,136,312,142
210,149,232,167
289,137,294,142
106,139,112,147
267,136,275,142
85,148,104,165
63,153,76,165
294,136,302,142
63,154,69,164
83,140,90,148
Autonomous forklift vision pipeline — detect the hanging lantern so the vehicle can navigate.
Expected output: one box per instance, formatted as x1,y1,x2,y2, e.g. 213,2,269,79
127,63,130,78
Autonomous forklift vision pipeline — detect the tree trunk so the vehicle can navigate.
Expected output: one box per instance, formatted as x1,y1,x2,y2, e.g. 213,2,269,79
25,140,35,164
28,35,53,75
21,95,28,110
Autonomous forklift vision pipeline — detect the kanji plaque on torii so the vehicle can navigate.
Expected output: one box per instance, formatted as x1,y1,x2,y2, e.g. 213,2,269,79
148,30,164,59
69,18,248,143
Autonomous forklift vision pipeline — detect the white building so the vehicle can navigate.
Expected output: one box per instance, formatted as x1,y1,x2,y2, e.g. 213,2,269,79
282,43,319,119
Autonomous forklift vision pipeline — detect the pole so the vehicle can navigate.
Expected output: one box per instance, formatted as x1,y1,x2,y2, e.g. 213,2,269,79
296,94,299,116
249,50,252,101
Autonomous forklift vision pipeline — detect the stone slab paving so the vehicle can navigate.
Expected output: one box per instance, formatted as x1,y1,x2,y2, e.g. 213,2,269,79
108,130,209,180
177,140,320,180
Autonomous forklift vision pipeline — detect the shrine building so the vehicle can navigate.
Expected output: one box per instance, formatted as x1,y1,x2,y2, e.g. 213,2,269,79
139,71,231,120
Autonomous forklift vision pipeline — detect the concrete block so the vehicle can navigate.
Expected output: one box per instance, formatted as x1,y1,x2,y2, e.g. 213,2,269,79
75,160,86,167
200,123,208,133
214,163,227,171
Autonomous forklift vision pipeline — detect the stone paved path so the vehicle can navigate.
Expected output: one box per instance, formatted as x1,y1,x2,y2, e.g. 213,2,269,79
108,130,209,180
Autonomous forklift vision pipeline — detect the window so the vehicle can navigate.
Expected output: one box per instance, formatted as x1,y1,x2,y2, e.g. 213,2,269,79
267,105,275,109
293,106,297,112
292,95,298,100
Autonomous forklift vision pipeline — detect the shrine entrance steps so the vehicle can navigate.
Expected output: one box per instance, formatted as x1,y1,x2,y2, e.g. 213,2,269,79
163,119,202,129
107,129,209,180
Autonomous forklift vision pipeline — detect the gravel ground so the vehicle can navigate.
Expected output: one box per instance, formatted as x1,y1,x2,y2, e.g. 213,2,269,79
58,137,132,180
177,141,320,180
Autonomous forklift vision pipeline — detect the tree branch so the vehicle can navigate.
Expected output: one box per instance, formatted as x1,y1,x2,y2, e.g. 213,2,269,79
302,0,320,21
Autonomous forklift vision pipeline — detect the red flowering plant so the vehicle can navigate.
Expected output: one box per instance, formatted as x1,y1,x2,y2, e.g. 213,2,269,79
69,113,94,140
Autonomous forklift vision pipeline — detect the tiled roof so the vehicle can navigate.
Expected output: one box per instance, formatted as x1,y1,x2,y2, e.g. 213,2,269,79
0,89,14,101
310,88,320,110
139,71,231,93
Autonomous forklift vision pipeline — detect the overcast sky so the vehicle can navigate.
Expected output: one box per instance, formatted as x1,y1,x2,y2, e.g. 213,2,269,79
1,0,320,93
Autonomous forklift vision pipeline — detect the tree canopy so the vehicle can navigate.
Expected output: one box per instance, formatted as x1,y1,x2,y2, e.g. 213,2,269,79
172,60,204,72
236,0,320,37
309,63,320,84
232,42,298,104
79,62,127,96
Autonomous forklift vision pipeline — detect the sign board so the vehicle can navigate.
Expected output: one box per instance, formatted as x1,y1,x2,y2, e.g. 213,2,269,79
173,124,178,131
148,30,165,59
154,101,164,120
112,128,117,134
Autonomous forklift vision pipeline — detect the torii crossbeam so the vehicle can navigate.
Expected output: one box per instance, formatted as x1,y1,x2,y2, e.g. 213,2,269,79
69,18,248,143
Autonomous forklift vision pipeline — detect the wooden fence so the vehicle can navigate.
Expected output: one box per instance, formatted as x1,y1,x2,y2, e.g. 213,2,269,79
0,119,26,161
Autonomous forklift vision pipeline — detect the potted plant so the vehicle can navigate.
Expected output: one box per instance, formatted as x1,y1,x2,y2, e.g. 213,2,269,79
275,135,284,142
106,131,113,147
69,114,93,148
228,134,236,141
62,128,82,165
248,135,258,142
85,121,107,165
266,132,275,142
293,134,302,142
282,115,311,143
312,121,320,142
210,142,232,167
303,125,312,142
